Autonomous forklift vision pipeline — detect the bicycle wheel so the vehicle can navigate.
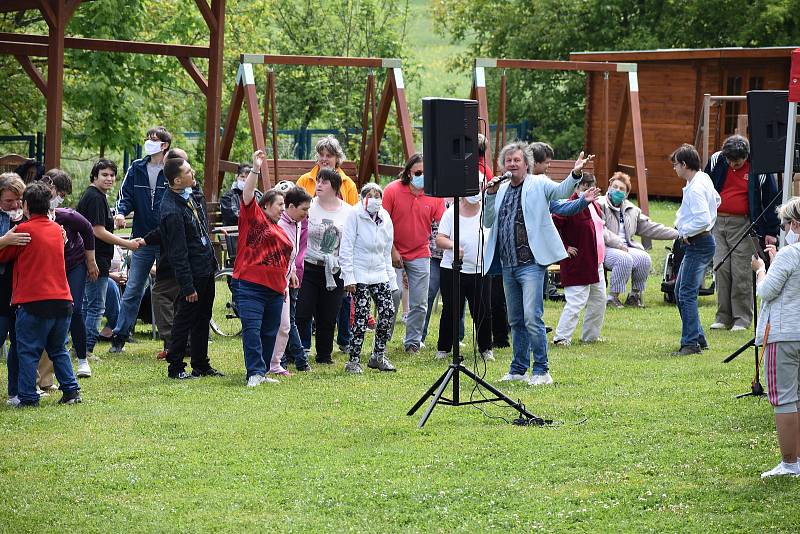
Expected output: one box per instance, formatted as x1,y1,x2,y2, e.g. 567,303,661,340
210,268,242,337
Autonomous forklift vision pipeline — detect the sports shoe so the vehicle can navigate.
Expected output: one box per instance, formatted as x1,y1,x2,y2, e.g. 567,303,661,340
344,359,363,374
731,325,748,332
435,350,450,360
671,345,701,356
481,349,495,361
76,359,92,378
499,372,527,382
607,296,624,309
169,371,198,380
709,322,728,330
295,365,313,372
58,390,82,405
270,369,294,377
6,396,20,407
247,374,279,387
419,341,426,350
761,461,800,478
191,367,225,377
338,344,350,353
528,372,554,386
109,334,126,353
404,344,420,355
367,355,396,372
156,350,168,360
552,338,571,347
624,292,645,308
36,388,49,397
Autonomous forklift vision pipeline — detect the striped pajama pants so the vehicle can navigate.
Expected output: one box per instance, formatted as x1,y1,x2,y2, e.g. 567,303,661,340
603,247,651,295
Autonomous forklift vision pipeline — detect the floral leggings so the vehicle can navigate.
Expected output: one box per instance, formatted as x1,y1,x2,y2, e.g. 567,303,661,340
349,282,395,362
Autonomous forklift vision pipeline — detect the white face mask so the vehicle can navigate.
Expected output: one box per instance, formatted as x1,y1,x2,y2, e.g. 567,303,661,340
236,180,246,191
50,195,64,210
144,139,163,156
365,197,382,214
465,194,481,205
787,229,799,245
3,208,22,221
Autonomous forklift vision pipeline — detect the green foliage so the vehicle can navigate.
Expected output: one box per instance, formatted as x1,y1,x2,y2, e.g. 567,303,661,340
433,0,800,158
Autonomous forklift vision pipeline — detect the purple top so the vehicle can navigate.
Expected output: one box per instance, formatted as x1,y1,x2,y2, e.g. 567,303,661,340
278,212,309,284
54,208,95,271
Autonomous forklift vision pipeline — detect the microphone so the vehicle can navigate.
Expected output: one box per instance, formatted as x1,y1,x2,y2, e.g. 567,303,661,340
487,171,512,191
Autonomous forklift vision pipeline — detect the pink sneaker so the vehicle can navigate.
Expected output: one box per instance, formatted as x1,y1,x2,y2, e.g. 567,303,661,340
270,369,294,377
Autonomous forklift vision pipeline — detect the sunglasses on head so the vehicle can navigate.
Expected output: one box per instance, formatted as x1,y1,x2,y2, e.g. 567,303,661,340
412,170,423,177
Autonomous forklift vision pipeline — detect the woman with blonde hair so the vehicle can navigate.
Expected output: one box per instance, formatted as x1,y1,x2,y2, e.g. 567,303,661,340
752,197,800,477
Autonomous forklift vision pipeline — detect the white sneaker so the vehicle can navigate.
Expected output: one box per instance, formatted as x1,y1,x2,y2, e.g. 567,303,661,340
435,350,450,360
76,359,92,378
499,372,527,382
419,342,426,349
246,374,279,387
528,372,554,386
481,349,495,361
6,396,20,407
36,388,49,397
709,322,728,330
731,325,748,332
553,338,571,346
761,461,800,478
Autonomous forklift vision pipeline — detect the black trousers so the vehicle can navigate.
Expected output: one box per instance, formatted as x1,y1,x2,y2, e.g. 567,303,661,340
489,274,510,346
296,263,344,362
437,267,492,353
167,275,214,376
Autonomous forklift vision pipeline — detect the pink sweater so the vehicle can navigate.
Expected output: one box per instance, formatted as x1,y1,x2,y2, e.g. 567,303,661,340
279,212,308,283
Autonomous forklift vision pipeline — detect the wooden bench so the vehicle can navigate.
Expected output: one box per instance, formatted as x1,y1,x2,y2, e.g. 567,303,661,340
0,154,30,174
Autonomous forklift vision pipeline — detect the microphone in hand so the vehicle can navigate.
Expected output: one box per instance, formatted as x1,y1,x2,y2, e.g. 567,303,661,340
486,171,512,193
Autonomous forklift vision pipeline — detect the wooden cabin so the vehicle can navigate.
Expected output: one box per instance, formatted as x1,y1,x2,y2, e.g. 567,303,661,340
570,47,796,198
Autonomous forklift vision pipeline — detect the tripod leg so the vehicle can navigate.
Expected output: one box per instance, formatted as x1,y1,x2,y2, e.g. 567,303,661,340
416,367,455,428
459,365,537,419
407,367,452,416
722,338,755,363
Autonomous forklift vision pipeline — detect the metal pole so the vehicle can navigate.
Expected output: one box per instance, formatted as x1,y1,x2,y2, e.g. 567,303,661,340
781,101,798,245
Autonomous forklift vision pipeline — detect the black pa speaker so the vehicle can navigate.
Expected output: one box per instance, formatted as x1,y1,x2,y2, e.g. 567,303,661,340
422,98,479,198
747,90,789,174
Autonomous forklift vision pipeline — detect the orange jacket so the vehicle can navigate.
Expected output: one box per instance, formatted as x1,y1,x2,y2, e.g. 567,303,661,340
296,165,359,206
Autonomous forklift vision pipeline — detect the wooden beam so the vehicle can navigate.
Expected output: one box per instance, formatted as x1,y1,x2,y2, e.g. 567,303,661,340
390,68,415,160
473,66,491,171
0,40,48,56
217,81,244,197
203,0,224,202
45,0,65,170
0,32,211,58
358,75,393,182
701,94,711,168
608,85,630,179
486,58,636,73
37,0,56,28
177,56,208,96
14,54,47,95
194,0,217,33
628,71,648,215
64,0,84,23
241,54,399,69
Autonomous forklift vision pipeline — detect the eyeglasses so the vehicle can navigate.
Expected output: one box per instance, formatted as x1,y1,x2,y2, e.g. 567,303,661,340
412,170,423,177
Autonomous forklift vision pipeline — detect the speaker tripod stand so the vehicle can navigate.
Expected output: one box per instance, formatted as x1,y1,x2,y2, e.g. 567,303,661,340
407,196,546,428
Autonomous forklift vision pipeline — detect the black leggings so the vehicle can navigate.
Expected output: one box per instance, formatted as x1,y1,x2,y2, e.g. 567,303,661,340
437,268,492,353
296,263,344,361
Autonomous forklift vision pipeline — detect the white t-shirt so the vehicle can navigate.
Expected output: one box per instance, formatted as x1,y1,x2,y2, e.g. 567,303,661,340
305,198,352,263
438,207,485,274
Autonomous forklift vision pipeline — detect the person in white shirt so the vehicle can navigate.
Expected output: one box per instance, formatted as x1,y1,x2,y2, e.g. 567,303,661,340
339,183,398,373
671,143,721,355
435,195,494,361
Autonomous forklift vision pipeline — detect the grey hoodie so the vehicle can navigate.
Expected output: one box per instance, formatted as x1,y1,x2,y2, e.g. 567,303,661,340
756,243,800,345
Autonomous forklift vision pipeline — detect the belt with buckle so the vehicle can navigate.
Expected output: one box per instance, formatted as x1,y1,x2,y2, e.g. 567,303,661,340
683,231,710,244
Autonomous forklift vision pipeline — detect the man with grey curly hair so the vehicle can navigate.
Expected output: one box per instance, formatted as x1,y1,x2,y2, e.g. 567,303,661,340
483,141,594,386
705,134,780,332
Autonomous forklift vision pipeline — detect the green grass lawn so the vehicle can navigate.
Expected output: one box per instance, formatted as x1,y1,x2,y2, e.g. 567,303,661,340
2,199,800,532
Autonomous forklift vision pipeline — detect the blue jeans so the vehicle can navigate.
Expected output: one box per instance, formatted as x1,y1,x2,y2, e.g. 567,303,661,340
1,313,17,398
281,287,308,369
238,279,285,378
336,293,352,348
105,280,121,329
84,276,109,353
15,308,79,405
113,244,159,338
503,263,548,376
65,263,88,359
675,234,715,347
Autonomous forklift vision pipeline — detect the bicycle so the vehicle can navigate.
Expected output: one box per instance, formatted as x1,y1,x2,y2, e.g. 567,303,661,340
210,226,242,336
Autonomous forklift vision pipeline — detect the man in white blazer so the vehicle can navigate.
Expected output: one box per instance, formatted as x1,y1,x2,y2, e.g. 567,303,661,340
483,141,593,386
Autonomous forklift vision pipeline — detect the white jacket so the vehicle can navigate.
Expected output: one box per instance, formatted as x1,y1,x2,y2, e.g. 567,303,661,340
755,243,800,345
339,205,398,291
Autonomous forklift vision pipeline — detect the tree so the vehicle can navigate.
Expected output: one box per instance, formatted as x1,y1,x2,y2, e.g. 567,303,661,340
433,0,800,158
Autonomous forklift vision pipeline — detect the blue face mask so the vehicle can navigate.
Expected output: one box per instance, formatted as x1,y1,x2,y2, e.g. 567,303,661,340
608,189,625,207
411,174,424,189
180,186,192,200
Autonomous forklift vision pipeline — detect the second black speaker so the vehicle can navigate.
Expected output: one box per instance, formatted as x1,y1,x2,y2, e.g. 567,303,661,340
422,98,479,198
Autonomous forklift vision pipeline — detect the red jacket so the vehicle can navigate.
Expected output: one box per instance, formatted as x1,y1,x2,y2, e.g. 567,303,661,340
552,193,602,287
0,215,72,304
